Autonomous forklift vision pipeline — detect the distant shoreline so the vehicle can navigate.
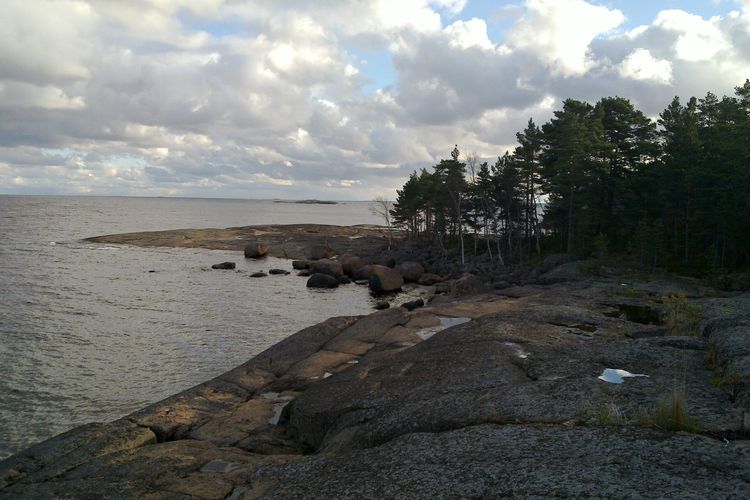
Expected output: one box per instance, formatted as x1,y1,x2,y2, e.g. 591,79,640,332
273,199,339,205
84,223,390,260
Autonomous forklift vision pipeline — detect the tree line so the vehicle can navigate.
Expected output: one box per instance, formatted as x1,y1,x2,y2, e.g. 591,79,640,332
390,80,750,273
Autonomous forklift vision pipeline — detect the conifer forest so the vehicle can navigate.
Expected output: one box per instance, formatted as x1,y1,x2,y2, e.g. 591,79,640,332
390,80,750,275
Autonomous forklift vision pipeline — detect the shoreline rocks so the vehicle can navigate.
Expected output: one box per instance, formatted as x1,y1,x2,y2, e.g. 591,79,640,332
244,243,269,259
309,259,343,279
2,276,749,497
397,261,425,282
368,265,403,294
307,273,339,289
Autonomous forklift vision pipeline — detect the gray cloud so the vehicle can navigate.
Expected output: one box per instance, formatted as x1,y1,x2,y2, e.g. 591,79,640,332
0,0,748,199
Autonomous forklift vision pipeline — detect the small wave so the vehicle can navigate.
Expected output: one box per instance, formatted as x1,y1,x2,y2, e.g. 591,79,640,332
49,242,57,246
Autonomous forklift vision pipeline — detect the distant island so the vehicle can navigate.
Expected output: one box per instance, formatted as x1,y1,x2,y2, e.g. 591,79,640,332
273,199,339,205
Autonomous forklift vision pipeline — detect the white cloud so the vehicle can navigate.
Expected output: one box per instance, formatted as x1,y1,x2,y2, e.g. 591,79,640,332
504,0,625,76
654,9,729,61
443,18,494,50
618,49,673,84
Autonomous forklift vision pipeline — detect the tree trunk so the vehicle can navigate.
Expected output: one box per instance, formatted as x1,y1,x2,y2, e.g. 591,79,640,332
567,186,575,254
684,201,689,264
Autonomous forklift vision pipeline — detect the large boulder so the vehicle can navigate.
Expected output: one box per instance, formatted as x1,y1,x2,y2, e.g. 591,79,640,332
244,243,269,259
351,265,373,281
368,265,404,294
537,253,573,274
306,273,339,289
339,254,365,276
537,260,590,284
375,256,396,268
418,273,442,286
309,259,343,278
450,274,487,296
307,245,334,261
397,261,425,282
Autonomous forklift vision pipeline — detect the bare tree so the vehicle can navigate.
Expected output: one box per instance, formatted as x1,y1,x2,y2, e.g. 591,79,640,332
465,151,479,256
371,196,393,250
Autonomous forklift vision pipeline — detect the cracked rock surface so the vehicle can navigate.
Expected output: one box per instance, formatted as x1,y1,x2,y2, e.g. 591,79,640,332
2,278,749,499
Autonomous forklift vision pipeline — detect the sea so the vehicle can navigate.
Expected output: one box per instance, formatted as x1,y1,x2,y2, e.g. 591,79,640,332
0,196,386,460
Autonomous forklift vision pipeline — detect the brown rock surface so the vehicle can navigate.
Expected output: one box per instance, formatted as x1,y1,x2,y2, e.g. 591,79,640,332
3,277,750,499
368,265,404,293
85,224,390,261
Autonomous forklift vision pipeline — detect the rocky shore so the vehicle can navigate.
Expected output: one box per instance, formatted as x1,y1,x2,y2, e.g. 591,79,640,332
85,224,389,261
2,226,750,498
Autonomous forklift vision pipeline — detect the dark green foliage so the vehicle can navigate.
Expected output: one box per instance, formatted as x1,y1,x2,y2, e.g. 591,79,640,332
390,82,750,273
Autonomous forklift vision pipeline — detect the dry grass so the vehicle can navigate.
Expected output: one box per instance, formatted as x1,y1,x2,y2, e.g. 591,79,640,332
651,388,698,432
662,293,703,336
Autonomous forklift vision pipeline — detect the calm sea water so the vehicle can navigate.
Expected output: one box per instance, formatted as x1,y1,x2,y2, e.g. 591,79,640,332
0,196,384,459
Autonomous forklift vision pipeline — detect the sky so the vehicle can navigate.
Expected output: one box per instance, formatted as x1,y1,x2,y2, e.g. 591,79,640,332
1,0,748,200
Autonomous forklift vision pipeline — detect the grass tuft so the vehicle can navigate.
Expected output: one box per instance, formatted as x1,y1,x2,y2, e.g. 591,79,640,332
662,292,703,336
711,372,744,403
651,388,698,432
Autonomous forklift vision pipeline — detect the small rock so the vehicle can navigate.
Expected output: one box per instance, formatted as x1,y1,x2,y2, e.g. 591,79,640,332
250,272,268,278
493,281,510,290
292,260,309,270
244,243,269,259
211,262,236,270
374,301,390,310
401,298,425,311
369,265,404,293
338,275,351,284
307,273,339,288
297,270,311,277
269,269,290,275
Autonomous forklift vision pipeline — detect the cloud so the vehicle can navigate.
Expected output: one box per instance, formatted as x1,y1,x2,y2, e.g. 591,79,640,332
504,0,625,77
0,0,748,199
618,49,673,84
654,9,729,61
443,18,494,50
